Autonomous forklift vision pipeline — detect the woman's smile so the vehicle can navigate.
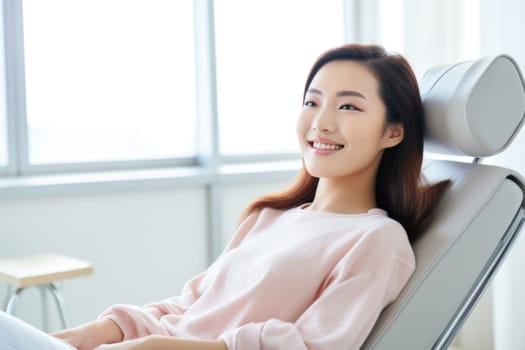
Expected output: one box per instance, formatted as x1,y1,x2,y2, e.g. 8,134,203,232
308,138,345,155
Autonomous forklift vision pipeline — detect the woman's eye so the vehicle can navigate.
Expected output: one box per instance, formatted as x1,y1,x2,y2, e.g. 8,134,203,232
340,104,359,111
304,100,317,107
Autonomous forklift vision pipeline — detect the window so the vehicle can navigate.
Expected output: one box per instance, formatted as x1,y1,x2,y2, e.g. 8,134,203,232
375,0,480,78
2,0,484,177
22,0,196,165
214,0,344,156
378,0,404,54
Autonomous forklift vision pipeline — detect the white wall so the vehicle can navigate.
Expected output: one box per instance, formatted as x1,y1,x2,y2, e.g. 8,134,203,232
0,185,210,331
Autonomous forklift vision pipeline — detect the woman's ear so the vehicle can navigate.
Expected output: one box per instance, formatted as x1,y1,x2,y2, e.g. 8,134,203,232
382,122,404,149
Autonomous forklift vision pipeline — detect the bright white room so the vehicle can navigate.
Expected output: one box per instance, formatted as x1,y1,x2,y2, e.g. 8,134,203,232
0,0,524,349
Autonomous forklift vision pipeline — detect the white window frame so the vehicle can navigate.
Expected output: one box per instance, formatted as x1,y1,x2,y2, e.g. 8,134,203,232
3,0,201,176
1,0,359,178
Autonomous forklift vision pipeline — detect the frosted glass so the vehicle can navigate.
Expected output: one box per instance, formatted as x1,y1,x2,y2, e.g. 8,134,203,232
23,0,196,164
215,0,344,155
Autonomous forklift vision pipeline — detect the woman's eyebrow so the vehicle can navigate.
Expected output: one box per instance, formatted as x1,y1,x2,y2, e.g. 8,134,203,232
306,88,366,100
336,90,366,99
307,88,323,95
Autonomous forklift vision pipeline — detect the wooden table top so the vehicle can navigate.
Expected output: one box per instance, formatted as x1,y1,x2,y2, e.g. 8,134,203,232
0,253,93,288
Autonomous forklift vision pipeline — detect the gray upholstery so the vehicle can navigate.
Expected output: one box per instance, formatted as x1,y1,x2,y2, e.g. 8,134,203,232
421,55,525,157
361,55,525,349
362,162,524,349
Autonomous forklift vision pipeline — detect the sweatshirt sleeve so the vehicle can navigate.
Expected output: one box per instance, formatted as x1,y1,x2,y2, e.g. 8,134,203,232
99,210,262,340
98,271,205,339
219,223,415,350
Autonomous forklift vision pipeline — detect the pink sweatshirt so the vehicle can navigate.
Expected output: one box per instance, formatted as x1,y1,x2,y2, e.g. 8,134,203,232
100,205,415,350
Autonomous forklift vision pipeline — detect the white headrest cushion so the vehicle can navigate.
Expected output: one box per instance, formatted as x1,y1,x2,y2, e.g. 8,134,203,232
420,55,525,157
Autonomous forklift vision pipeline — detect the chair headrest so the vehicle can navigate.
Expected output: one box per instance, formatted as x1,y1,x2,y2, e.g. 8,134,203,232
420,54,525,157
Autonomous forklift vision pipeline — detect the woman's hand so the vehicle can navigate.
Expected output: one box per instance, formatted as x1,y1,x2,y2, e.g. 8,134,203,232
52,318,124,350
95,335,228,350
93,337,150,350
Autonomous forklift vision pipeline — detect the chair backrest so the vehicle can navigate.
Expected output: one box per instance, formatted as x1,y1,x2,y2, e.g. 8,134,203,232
361,55,525,350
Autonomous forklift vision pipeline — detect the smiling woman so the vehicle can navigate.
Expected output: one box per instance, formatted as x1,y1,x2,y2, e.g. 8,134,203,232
1,44,449,350
298,60,403,213
245,44,450,240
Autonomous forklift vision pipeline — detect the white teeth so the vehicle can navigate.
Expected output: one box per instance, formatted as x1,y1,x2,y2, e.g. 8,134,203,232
312,142,343,150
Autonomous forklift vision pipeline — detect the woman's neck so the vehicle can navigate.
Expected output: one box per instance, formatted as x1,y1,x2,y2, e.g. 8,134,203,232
309,170,377,215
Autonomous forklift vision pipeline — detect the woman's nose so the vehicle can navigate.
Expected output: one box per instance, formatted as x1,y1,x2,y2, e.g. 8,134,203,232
312,108,336,133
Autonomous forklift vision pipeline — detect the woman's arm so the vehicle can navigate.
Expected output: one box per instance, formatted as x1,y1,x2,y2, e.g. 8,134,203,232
52,318,123,350
97,212,262,342
217,224,416,350
94,336,227,350
150,336,227,350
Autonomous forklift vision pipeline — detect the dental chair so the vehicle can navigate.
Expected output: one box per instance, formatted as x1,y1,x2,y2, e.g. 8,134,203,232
362,54,525,349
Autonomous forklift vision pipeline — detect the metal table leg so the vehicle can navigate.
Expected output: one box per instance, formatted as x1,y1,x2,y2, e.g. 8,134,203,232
5,287,24,315
47,283,68,329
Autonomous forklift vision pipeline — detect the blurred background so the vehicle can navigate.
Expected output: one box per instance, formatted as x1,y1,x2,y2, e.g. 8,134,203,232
1,1,524,349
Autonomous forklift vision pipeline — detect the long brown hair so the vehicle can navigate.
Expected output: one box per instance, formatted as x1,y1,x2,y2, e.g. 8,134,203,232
241,44,450,242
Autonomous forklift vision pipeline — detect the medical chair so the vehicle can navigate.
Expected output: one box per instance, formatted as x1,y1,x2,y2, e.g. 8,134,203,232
362,54,525,349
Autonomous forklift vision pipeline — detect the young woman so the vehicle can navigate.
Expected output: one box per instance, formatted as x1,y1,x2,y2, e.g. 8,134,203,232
0,44,449,350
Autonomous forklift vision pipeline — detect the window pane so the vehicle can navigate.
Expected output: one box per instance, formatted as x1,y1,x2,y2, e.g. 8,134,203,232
23,0,195,165
377,0,480,79
215,0,344,155
378,0,404,54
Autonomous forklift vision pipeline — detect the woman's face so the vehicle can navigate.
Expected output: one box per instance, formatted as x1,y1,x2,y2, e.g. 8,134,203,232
296,60,403,180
